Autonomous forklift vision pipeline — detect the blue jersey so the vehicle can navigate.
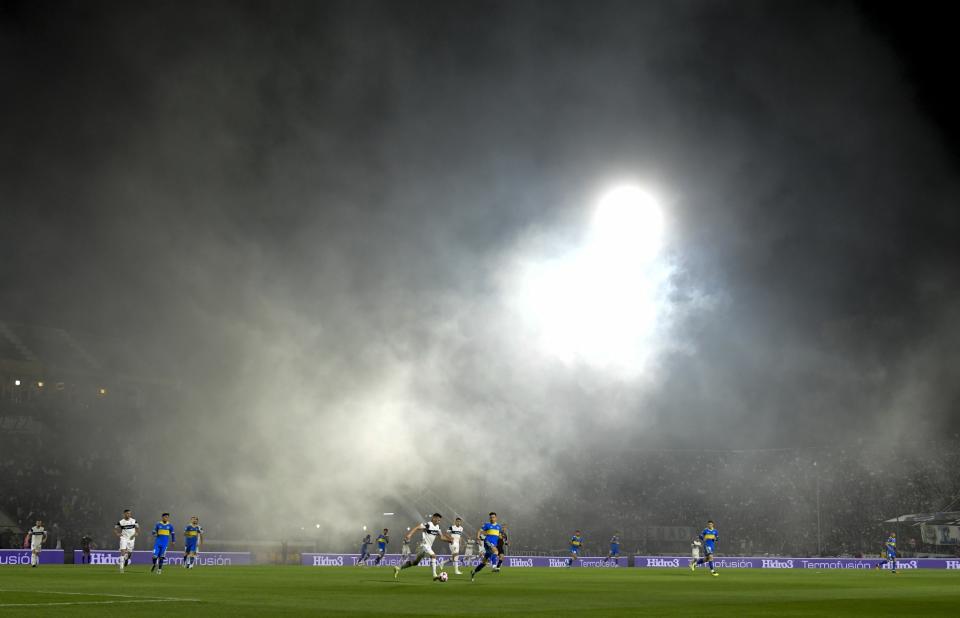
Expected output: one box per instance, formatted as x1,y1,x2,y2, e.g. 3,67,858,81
153,522,175,545
376,534,388,550
184,524,202,548
570,535,583,552
885,536,896,557
699,528,718,550
610,535,620,553
481,522,503,547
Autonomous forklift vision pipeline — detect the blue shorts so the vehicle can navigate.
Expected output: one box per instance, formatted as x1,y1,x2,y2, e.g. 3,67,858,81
570,547,580,554
886,551,896,559
185,541,198,554
377,545,386,553
610,544,620,555
703,544,715,555
483,541,498,562
153,542,170,557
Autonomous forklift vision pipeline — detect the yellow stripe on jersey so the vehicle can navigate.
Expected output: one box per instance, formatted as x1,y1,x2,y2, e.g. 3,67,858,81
703,534,716,541
185,531,198,537
157,529,171,536
485,529,500,538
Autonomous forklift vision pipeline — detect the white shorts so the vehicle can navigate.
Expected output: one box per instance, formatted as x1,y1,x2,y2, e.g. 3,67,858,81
119,538,136,552
450,542,460,555
691,548,700,560
417,544,436,558
31,540,43,551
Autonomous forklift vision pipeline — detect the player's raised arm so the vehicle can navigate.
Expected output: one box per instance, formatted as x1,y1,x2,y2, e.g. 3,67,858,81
404,523,424,542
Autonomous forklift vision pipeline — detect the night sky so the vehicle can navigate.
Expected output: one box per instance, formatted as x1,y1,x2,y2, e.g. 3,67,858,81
2,0,958,525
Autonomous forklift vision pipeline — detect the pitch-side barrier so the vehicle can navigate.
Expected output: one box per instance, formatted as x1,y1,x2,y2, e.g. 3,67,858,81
72,549,252,565
633,555,960,570
301,553,627,567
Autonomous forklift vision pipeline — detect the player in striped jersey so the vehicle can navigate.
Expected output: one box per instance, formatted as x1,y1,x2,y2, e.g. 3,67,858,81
440,517,464,575
25,520,47,567
394,513,454,581
114,509,139,572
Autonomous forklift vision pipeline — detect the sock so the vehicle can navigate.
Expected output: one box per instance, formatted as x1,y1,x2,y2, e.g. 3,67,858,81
119,555,124,570
473,562,485,574
400,559,413,570
891,560,896,572
152,557,157,567
708,560,714,571
878,559,887,567
696,558,704,565
431,558,438,576
159,556,165,570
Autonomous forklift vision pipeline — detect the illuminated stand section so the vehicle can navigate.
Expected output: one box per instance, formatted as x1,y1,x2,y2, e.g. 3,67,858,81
302,553,628,568
0,549,64,565
633,555,960,570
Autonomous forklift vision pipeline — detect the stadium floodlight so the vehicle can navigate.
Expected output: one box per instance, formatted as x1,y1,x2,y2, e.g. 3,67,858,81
512,183,668,374
13,379,21,386
37,381,44,388
98,387,108,396
315,524,320,529
383,512,394,516
362,525,367,531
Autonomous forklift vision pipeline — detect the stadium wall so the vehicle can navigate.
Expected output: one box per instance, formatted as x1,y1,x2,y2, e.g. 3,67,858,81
633,555,960,569
0,549,64,565
71,550,251,566
301,553,628,567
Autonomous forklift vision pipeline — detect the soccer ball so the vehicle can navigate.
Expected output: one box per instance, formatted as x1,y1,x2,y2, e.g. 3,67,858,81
438,571,448,582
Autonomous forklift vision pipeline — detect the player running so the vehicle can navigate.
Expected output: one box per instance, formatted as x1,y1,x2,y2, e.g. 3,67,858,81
690,520,719,576
372,529,389,565
605,533,621,564
183,516,203,569
566,530,583,567
150,513,176,574
874,532,898,574
357,533,373,566
470,512,502,581
394,513,453,581
114,509,139,572
25,520,47,568
441,517,465,575
495,524,508,571
689,536,703,569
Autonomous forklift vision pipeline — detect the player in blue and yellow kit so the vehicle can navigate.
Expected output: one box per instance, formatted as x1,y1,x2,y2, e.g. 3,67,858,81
605,533,621,564
874,532,897,574
567,530,583,567
471,512,502,581
373,529,389,565
690,520,719,576
151,513,176,574
182,516,203,569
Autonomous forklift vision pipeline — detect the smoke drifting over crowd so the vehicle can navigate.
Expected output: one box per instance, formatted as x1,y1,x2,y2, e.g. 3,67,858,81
2,1,958,544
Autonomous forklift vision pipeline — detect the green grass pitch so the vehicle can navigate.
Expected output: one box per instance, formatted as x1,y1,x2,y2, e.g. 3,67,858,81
0,565,957,616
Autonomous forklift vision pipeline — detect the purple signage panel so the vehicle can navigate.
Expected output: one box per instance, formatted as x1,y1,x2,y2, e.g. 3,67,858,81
633,555,960,570
73,550,251,566
0,549,64,566
301,553,628,568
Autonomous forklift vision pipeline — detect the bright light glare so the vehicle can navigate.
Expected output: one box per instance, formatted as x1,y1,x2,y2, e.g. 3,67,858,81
513,184,669,375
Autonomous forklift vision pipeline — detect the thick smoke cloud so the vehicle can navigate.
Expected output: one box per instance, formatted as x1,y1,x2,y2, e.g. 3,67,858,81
2,1,958,543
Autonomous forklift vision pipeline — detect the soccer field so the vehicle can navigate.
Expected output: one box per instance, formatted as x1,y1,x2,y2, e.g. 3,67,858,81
0,565,957,616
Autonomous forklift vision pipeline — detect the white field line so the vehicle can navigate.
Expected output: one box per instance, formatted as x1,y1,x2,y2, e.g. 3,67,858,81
0,589,200,607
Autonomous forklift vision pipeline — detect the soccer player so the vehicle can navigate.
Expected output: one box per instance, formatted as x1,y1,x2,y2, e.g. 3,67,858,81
567,530,583,567
183,516,203,569
114,509,139,572
394,513,453,581
150,513,176,574
80,534,95,564
441,517,464,575
471,512,502,581
495,524,509,571
690,520,719,576
373,529,389,565
875,532,897,574
25,520,47,567
605,533,621,564
357,533,373,566
689,537,703,569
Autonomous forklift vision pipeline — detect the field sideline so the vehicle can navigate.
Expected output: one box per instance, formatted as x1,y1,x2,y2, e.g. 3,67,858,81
0,565,957,616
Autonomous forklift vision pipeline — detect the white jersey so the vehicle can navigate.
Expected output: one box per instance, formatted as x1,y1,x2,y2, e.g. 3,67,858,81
116,518,139,540
419,521,442,550
448,525,463,550
29,526,46,548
